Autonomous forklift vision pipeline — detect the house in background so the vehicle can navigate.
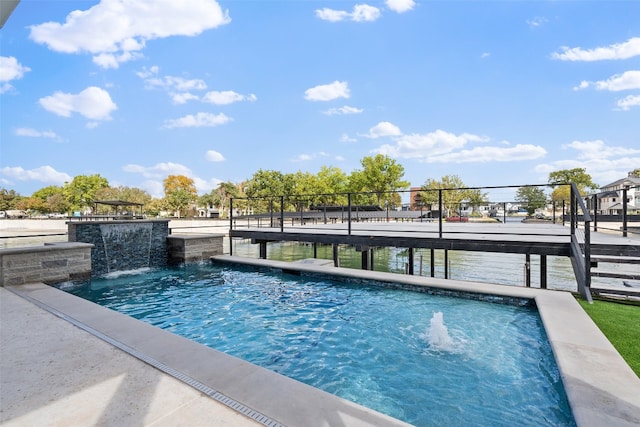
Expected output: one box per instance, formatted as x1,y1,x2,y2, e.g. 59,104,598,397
597,171,640,215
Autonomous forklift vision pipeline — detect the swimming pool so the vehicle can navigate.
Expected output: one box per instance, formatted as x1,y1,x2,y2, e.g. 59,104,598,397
64,262,575,426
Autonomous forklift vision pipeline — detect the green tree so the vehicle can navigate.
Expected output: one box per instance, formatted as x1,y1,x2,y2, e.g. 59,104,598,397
145,198,167,217
200,181,242,218
419,175,470,217
348,154,409,207
629,168,640,178
63,174,109,212
28,186,68,214
316,166,348,206
0,188,23,211
515,186,547,216
289,171,319,211
548,168,598,203
244,169,291,213
163,175,197,218
47,193,70,215
467,188,489,216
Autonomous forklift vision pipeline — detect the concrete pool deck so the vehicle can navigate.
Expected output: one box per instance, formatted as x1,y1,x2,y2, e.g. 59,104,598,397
1,256,639,426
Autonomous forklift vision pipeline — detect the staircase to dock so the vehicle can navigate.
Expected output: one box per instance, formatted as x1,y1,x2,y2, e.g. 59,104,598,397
589,249,640,299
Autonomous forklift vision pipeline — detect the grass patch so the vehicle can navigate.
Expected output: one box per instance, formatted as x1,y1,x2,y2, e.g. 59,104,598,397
578,298,640,377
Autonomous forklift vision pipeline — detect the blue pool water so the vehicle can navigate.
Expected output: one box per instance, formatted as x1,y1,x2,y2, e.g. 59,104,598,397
64,263,575,426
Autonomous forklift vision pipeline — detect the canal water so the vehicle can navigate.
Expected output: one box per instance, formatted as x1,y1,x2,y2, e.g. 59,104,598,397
229,239,581,291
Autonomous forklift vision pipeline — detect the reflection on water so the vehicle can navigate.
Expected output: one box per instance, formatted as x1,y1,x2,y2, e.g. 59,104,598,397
230,239,580,291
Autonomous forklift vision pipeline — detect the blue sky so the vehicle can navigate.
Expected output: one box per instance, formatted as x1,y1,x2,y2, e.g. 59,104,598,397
1,0,639,199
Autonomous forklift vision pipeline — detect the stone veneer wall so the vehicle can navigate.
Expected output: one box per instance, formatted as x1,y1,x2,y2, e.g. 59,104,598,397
0,242,93,286
68,220,170,276
167,234,224,264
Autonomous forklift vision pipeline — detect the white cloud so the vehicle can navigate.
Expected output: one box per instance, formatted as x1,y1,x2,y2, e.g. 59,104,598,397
171,92,200,104
481,52,490,59
617,94,640,111
315,8,350,22
206,150,225,162
573,80,590,91
0,56,31,93
139,69,207,93
291,152,333,162
552,37,640,61
371,129,546,164
135,65,159,79
323,105,363,115
575,70,640,92
563,139,640,160
29,0,231,69
0,165,71,186
375,129,488,158
386,0,415,13
596,71,640,91
123,162,192,179
424,144,547,163
340,133,357,143
14,127,60,140
352,4,381,22
137,67,256,106
39,86,117,120
527,17,548,28
362,121,402,139
163,112,231,128
292,154,313,162
202,91,257,105
315,4,381,22
535,139,640,185
304,81,350,101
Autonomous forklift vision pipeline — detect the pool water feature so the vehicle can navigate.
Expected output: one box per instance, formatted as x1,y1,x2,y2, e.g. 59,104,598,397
64,263,575,426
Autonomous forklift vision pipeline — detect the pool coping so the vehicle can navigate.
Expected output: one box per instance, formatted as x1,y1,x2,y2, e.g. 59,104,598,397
6,255,640,426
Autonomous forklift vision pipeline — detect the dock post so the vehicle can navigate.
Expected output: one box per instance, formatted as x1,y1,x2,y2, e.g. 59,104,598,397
280,196,284,232
430,249,435,277
333,244,339,267
444,249,449,279
408,248,414,275
259,241,267,259
525,254,531,287
361,249,369,270
313,242,317,258
540,255,547,289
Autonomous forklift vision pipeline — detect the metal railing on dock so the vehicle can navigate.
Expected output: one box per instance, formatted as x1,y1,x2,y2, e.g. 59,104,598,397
229,184,572,239
569,183,592,303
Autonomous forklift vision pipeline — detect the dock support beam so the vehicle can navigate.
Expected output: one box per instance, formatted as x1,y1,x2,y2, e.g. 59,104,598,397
333,244,339,267
540,254,547,289
444,249,449,279
525,254,531,287
361,249,369,270
407,248,414,275
430,249,435,277
259,241,267,259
